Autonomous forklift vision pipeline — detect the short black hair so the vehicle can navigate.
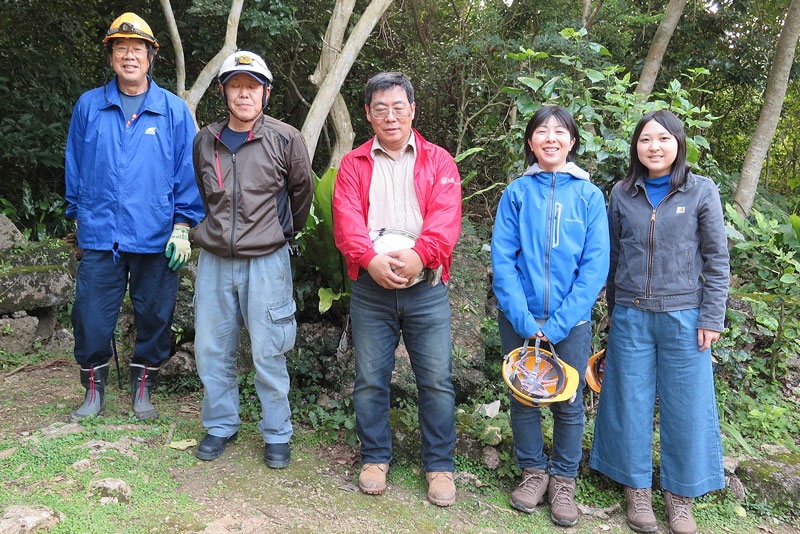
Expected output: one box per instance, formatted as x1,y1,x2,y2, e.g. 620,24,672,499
624,109,688,190
523,105,580,166
364,72,415,107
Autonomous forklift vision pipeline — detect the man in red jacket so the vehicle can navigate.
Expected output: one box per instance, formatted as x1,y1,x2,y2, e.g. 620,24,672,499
333,72,462,506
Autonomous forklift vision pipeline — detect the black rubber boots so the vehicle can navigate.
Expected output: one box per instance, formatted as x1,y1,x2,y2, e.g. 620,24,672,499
70,362,110,420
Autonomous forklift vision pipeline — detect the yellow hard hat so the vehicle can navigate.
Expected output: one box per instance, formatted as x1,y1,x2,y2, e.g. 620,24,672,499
585,349,606,393
103,12,159,51
502,337,579,407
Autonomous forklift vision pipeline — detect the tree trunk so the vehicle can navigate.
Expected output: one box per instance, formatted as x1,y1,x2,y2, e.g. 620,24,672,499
301,0,394,163
583,0,605,31
635,0,687,98
733,0,800,217
309,0,357,171
159,0,245,129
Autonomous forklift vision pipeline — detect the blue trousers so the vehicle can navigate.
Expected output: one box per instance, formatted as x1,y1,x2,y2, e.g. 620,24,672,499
72,249,178,367
498,311,590,478
350,273,455,472
589,306,725,497
194,247,296,443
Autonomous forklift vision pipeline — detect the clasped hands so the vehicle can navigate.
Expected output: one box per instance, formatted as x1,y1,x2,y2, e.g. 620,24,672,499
367,249,423,289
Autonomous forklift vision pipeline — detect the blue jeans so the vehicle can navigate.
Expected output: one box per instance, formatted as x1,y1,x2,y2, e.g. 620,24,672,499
194,246,296,443
589,306,725,497
498,311,590,479
350,273,455,472
72,249,178,367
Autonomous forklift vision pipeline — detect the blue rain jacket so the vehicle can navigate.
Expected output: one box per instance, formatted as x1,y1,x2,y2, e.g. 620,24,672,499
492,162,610,344
65,78,203,253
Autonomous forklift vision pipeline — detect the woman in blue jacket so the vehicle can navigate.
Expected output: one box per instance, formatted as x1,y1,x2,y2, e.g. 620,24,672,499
590,110,729,534
492,105,610,527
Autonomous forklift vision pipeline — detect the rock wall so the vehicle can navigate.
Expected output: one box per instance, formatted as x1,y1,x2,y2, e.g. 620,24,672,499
0,214,77,355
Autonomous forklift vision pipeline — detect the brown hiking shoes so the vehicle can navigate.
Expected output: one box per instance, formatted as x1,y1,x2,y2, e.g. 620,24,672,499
548,475,579,527
510,468,550,513
664,491,697,534
358,463,389,495
426,471,456,506
624,486,658,532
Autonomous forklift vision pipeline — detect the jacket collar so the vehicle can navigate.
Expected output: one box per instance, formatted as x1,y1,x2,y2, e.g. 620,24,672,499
100,76,166,116
630,170,697,196
524,162,590,181
352,128,430,167
206,113,268,139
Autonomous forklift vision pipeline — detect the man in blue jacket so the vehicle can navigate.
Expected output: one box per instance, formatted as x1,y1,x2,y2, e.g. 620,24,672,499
65,12,203,421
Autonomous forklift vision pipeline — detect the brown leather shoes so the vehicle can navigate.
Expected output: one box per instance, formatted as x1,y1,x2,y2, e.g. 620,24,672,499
624,486,658,532
664,491,697,534
426,471,456,506
358,463,389,495
510,468,550,513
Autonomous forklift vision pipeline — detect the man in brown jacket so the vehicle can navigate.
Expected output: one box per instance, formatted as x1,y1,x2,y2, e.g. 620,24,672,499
191,51,313,466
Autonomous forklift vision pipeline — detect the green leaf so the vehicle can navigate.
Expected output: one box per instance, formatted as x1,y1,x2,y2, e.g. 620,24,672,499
455,147,484,163
518,76,543,92
318,287,344,314
585,69,605,83
686,143,699,165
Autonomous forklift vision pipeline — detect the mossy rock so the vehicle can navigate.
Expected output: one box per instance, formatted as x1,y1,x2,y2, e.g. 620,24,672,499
0,240,77,314
736,454,800,506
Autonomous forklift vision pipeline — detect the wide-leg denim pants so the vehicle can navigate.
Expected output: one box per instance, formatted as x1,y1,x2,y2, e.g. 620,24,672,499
589,305,725,497
498,311,590,479
194,245,296,444
72,250,178,367
350,273,456,472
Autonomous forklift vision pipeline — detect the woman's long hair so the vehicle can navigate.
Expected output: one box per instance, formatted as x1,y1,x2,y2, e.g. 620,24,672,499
624,109,688,190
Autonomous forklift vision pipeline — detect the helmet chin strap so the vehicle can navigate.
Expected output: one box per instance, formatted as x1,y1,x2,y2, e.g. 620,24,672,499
228,108,263,126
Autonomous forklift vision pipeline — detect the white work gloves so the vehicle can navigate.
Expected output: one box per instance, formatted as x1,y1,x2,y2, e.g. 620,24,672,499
164,224,191,271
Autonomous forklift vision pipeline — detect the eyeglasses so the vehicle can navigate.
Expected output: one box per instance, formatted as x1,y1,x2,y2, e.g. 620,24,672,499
113,45,148,57
370,106,412,119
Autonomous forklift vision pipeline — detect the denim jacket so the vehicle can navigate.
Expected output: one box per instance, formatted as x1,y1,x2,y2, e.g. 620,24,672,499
607,171,729,332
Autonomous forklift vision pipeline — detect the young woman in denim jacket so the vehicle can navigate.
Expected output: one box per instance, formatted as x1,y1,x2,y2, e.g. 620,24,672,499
590,110,730,534
492,105,610,527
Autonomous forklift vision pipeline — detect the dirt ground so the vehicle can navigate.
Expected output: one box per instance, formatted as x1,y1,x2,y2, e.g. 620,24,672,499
0,360,796,534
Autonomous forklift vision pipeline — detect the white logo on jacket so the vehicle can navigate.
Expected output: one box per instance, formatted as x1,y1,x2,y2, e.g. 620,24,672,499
145,127,157,135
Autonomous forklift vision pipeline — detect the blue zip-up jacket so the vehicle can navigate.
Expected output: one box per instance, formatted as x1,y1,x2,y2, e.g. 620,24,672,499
65,78,204,253
492,163,610,344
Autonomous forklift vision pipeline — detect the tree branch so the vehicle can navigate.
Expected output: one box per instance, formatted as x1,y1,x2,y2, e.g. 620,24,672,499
159,0,186,96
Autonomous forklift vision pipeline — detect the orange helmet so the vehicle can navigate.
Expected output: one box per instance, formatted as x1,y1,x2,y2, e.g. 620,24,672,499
585,349,606,393
103,13,159,50
502,337,579,407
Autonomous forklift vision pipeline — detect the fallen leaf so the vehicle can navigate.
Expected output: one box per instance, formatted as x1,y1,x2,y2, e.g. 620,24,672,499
169,439,197,451
0,447,18,459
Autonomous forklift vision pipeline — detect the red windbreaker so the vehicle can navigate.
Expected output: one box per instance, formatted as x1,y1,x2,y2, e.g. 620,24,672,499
333,129,462,283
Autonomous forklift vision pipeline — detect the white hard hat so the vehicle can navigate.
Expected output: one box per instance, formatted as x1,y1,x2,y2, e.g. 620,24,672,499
218,50,273,85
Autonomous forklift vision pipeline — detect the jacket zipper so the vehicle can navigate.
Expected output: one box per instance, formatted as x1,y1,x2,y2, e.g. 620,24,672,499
645,189,676,298
215,150,223,188
544,173,557,317
230,153,237,257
